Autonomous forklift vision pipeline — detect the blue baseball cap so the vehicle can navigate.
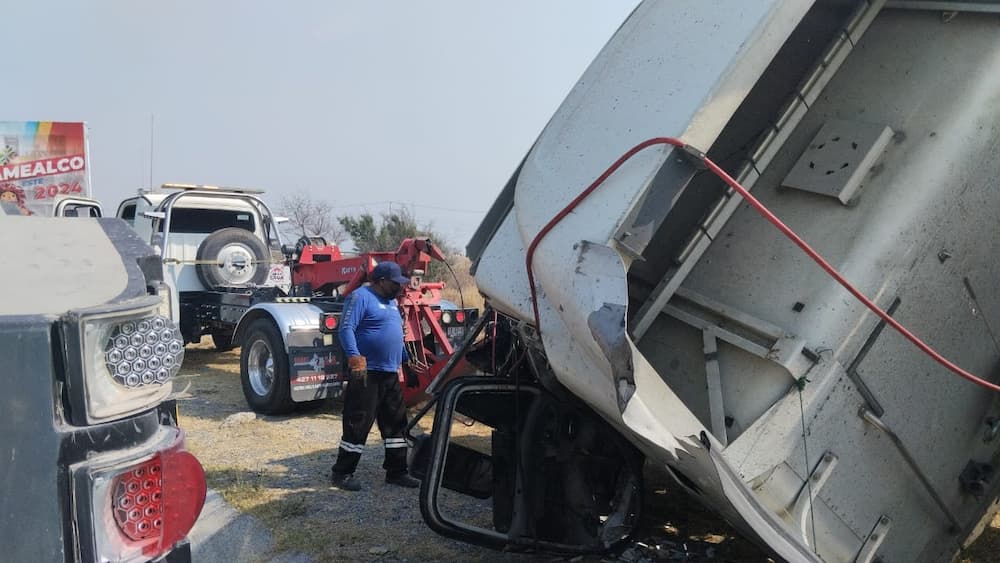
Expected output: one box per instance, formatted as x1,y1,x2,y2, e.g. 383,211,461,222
371,261,410,285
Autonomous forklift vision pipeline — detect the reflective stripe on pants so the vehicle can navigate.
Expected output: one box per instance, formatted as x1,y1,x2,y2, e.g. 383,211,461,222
331,370,409,476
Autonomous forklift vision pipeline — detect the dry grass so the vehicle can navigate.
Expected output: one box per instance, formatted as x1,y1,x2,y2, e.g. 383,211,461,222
440,254,485,311
203,466,330,555
957,511,1000,563
175,339,531,562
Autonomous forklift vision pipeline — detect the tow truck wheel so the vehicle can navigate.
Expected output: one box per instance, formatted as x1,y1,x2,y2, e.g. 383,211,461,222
240,318,294,414
196,227,270,290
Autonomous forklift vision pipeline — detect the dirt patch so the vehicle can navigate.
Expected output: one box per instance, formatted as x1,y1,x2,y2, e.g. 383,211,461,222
177,341,543,562
175,341,999,562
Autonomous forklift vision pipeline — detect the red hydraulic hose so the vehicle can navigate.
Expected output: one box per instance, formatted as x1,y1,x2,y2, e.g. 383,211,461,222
525,137,1000,393
525,138,681,338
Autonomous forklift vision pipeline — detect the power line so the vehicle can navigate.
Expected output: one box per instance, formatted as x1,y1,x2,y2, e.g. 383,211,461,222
326,200,391,209
404,202,486,214
325,199,485,214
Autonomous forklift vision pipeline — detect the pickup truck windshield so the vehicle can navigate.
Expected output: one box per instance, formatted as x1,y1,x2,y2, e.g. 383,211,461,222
159,208,256,234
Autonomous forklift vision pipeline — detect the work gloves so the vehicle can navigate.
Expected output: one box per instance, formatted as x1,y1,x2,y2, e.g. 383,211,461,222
347,355,367,386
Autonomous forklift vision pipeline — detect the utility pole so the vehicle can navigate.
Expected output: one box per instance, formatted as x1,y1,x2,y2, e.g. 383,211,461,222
149,113,155,190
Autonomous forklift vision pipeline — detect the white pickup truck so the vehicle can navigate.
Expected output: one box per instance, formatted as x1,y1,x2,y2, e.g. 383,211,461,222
115,184,291,350
114,184,352,415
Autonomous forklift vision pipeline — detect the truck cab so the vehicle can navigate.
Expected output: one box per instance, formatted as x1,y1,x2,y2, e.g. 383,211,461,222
0,208,206,562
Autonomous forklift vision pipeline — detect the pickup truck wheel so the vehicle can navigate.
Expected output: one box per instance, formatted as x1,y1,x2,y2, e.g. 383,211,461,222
196,228,270,289
240,319,294,414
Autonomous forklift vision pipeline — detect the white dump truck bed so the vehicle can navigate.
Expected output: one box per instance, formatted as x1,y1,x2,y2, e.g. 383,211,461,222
470,1,1000,560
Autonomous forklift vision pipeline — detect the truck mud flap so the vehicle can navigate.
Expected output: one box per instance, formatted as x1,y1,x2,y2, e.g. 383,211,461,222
288,346,344,402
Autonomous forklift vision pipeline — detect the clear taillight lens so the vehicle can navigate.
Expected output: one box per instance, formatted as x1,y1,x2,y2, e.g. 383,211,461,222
100,315,183,388
65,296,185,424
86,428,206,562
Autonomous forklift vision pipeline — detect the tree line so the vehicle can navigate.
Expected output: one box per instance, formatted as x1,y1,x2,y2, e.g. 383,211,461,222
275,192,475,304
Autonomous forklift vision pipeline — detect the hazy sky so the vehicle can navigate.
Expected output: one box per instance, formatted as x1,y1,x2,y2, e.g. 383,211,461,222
7,1,639,248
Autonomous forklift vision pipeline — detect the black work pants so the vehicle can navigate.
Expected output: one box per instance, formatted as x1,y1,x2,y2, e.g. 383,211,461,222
331,370,409,477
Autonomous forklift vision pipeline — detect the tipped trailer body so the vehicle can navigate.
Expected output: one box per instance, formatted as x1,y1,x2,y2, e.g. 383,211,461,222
420,2,1000,561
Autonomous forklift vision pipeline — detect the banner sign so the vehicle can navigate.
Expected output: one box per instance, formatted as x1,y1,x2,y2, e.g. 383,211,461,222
0,121,90,216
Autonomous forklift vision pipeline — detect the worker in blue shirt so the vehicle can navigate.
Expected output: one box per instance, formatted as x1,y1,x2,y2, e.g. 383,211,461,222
330,260,421,491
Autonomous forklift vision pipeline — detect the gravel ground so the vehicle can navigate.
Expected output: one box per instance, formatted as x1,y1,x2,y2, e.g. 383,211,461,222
174,340,1000,562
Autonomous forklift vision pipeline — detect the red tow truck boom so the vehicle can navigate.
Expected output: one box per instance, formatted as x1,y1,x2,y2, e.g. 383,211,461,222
291,236,447,298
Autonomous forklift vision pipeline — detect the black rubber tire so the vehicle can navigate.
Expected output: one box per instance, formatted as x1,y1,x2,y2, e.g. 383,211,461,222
294,236,328,256
239,318,294,414
195,227,270,290
211,330,235,352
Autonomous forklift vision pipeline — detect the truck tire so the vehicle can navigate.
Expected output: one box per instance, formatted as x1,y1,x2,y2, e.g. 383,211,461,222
240,318,294,414
196,228,270,290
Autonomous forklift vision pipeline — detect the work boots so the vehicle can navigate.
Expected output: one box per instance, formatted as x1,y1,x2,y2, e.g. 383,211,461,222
385,473,420,489
331,471,419,490
330,472,362,492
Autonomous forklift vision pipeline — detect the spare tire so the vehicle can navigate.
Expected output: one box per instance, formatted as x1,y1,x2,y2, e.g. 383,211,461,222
196,227,270,289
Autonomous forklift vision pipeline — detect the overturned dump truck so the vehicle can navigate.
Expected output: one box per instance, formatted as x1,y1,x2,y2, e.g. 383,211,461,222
413,1,1000,561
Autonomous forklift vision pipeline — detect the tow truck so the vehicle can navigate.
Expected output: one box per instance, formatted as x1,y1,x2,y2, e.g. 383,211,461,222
233,235,479,413
406,1,1000,562
117,184,478,413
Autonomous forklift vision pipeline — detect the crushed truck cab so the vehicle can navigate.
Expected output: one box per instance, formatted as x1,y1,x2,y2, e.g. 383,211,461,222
0,214,206,562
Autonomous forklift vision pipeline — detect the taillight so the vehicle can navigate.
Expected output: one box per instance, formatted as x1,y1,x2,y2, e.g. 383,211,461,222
85,428,206,562
103,315,183,388
113,460,163,541
319,312,339,333
64,296,185,424
439,309,478,326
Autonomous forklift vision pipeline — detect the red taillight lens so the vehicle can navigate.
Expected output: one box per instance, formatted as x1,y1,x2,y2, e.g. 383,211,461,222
158,448,207,555
455,311,466,324
113,461,163,541
320,313,339,333
109,434,207,557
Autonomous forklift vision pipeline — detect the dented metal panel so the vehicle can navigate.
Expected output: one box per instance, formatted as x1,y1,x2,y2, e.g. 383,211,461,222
472,0,1000,561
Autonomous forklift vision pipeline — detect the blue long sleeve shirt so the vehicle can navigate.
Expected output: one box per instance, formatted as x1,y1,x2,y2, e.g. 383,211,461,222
338,286,407,372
